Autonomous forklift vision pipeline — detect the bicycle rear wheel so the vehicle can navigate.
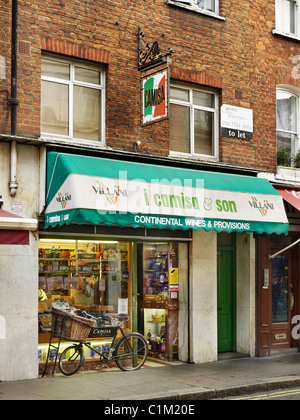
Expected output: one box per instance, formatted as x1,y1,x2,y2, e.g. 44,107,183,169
59,344,84,376
115,332,148,371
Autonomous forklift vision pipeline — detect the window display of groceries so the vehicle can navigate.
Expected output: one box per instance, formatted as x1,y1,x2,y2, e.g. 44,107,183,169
38,240,129,317
144,308,166,352
143,243,177,301
38,340,113,363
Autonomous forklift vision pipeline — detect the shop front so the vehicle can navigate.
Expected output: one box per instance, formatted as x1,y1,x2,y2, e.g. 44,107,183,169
38,238,185,368
39,151,289,371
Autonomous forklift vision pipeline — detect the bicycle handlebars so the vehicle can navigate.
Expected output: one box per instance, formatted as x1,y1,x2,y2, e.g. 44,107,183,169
81,310,129,322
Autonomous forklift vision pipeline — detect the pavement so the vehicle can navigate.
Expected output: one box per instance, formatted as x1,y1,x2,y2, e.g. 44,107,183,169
1,353,300,401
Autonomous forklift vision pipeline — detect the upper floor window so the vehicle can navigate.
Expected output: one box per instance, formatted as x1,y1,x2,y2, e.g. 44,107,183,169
276,87,299,164
275,0,299,37
41,56,105,144
170,84,218,159
170,0,219,16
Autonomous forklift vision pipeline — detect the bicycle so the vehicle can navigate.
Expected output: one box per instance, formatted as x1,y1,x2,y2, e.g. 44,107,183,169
58,311,148,376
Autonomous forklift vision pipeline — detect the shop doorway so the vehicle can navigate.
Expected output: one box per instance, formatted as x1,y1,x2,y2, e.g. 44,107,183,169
137,242,180,361
270,250,295,350
257,235,299,357
217,234,236,353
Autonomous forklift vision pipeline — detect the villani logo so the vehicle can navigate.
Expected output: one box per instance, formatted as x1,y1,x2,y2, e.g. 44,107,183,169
249,197,274,216
56,192,71,209
92,180,128,205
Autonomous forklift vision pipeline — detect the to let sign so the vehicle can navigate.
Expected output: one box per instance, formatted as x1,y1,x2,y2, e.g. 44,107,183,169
221,105,253,140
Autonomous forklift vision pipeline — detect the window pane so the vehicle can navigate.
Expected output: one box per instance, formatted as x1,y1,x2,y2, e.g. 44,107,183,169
41,59,70,80
277,91,297,132
193,91,215,108
41,81,69,135
75,67,101,85
170,104,190,153
272,255,289,323
73,86,101,141
197,0,216,12
194,109,214,155
277,132,293,157
170,87,189,102
282,0,296,34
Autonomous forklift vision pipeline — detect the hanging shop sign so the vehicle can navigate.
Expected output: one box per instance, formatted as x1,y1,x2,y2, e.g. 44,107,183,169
138,27,172,72
45,152,289,236
141,68,169,125
221,105,253,140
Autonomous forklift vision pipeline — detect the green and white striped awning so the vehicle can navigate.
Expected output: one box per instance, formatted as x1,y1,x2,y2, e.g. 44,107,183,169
45,152,289,235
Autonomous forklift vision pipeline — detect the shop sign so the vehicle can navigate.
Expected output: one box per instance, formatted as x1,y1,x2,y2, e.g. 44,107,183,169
88,326,118,338
141,68,168,125
46,174,285,231
221,105,253,140
45,152,289,235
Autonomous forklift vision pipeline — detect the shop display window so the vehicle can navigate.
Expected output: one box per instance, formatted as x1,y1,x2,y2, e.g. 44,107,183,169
142,243,178,302
38,239,131,342
144,308,167,352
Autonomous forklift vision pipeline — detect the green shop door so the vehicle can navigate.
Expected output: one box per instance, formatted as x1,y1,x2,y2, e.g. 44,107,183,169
217,234,236,353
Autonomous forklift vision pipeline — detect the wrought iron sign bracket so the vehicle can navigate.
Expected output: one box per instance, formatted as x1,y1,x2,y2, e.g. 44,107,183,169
138,27,172,72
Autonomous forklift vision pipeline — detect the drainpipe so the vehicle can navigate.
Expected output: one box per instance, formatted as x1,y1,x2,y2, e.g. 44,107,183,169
8,0,19,197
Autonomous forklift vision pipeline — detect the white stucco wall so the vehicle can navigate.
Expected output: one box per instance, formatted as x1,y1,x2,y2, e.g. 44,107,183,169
189,230,218,363
236,233,256,357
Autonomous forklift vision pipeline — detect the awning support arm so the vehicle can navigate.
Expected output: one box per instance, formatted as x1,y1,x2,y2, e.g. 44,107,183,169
269,238,300,259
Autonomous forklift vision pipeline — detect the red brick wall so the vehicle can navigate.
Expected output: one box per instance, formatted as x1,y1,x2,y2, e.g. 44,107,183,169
0,0,300,172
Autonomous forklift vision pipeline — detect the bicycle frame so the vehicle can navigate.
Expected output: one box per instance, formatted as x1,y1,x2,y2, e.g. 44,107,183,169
71,324,135,363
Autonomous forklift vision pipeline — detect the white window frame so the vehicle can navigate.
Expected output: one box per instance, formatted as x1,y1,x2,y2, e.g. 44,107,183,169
274,0,300,38
167,0,223,20
276,85,300,160
169,83,219,161
41,55,105,146
178,0,218,12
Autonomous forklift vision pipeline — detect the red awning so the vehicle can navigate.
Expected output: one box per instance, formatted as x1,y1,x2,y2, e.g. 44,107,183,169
276,189,300,212
0,230,29,245
0,208,37,245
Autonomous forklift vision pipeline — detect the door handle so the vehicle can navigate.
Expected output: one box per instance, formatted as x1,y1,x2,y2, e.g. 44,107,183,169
217,307,222,311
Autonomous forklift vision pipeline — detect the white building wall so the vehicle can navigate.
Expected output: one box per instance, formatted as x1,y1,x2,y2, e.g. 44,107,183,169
189,230,218,363
236,233,256,357
0,142,39,381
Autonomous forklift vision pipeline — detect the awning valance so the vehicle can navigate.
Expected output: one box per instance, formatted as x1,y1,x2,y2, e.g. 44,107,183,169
45,152,289,235
0,209,38,245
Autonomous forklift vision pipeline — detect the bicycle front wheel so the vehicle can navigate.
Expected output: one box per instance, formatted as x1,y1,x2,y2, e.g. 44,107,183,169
115,332,148,371
59,345,84,376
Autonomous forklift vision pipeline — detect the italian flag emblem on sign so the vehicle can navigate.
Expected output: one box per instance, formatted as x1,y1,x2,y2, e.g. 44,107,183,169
142,69,168,125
